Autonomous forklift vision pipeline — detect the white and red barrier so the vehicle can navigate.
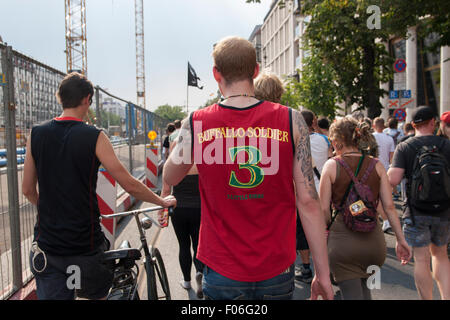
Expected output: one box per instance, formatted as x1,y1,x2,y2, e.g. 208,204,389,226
145,145,159,190
97,167,117,249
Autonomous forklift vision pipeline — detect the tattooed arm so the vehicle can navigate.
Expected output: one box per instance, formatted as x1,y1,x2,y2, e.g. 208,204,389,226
292,110,334,300
163,115,194,186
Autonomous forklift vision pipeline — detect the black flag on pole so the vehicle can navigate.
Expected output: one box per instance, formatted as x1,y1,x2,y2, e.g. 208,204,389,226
188,62,203,90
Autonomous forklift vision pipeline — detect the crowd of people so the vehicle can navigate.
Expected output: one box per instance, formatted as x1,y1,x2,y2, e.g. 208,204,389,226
22,35,449,301
250,71,449,300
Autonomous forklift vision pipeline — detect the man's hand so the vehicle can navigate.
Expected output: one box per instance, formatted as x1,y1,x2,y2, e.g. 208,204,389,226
161,195,177,209
157,195,176,228
310,275,334,300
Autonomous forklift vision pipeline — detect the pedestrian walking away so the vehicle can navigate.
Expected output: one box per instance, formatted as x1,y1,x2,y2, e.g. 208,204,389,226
372,117,395,233
160,137,204,299
22,72,176,300
319,117,411,300
255,73,314,284
388,106,450,300
163,36,334,300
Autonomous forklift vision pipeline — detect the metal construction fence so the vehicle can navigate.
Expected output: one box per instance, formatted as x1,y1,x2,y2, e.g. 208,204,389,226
0,43,170,299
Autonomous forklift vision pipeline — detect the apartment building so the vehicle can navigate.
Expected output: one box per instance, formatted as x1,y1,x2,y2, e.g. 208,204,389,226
248,25,262,64
260,0,303,79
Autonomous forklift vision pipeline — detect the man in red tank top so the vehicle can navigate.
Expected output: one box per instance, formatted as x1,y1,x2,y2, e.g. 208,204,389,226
163,36,333,300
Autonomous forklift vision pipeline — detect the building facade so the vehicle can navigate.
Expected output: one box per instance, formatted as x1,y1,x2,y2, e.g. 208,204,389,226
103,97,126,120
249,25,262,65
260,0,304,80
258,1,449,119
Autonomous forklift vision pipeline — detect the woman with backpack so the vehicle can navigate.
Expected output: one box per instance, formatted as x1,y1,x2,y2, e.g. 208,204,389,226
319,116,411,300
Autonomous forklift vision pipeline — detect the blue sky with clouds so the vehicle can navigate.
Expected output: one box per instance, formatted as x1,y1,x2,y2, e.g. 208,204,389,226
0,0,271,111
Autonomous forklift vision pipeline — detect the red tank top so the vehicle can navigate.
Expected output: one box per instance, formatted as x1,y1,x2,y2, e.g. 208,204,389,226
192,101,296,281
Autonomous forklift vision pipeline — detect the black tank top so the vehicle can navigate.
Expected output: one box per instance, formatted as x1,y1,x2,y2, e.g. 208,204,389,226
31,118,103,255
172,174,201,208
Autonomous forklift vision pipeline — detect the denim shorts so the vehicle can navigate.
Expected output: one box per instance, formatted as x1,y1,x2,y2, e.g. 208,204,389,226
30,242,113,300
403,215,450,248
202,265,295,300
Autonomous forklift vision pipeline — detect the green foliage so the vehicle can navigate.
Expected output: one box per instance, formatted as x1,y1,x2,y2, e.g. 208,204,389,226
154,104,187,122
281,47,340,119
302,0,396,118
246,0,450,117
100,110,121,128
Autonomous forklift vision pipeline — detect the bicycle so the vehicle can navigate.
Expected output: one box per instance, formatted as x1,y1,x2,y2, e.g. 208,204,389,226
101,206,173,300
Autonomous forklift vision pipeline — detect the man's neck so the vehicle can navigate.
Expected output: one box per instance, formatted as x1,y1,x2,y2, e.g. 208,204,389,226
60,107,87,120
220,80,258,108
375,128,383,133
415,131,434,137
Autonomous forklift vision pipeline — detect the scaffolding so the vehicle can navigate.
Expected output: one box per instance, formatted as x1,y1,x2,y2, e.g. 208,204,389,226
65,0,88,75
135,0,146,109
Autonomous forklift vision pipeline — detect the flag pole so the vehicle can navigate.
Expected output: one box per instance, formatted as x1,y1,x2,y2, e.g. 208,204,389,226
186,82,189,114
186,62,189,114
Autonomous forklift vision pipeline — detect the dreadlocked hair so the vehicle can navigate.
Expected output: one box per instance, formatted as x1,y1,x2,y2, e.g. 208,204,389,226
330,116,378,157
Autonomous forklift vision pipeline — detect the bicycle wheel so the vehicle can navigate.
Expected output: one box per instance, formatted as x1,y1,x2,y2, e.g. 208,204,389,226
144,258,158,300
152,248,171,300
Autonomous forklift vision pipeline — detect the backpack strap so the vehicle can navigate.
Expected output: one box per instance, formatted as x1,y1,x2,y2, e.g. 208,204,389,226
360,158,378,184
336,155,366,186
336,155,378,207
405,137,422,154
327,155,365,231
313,167,321,180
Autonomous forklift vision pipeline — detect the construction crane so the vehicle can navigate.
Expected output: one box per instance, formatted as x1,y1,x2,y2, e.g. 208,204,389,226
135,0,146,109
64,0,88,75
64,1,145,109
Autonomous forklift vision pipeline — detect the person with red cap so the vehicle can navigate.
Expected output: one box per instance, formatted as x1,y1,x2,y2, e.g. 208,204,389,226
438,111,450,139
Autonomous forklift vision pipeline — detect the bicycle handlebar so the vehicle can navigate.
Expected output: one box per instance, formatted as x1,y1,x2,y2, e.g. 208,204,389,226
101,206,174,220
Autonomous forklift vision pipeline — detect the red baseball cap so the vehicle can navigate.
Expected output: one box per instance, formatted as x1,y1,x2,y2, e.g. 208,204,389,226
441,111,450,124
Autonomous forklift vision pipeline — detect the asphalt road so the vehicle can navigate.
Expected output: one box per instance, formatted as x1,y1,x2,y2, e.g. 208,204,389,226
115,197,442,300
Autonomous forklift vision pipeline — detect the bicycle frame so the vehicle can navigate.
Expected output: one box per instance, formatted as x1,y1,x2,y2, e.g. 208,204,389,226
101,206,172,300
102,206,164,254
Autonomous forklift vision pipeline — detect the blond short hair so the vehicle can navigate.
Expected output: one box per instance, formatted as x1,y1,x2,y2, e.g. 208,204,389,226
213,36,257,84
254,73,285,103
373,117,385,128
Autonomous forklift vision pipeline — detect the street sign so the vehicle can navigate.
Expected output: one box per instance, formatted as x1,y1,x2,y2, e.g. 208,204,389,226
394,58,407,73
389,90,399,99
393,73,406,90
0,73,6,86
393,108,406,122
400,99,414,108
400,90,411,99
147,130,157,141
388,99,399,109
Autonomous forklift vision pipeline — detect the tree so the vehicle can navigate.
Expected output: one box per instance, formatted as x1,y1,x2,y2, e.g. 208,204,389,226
246,0,450,116
280,49,341,118
154,104,187,122
301,0,396,118
297,47,341,118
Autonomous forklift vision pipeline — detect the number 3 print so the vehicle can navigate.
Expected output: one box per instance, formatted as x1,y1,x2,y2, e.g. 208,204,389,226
228,146,265,189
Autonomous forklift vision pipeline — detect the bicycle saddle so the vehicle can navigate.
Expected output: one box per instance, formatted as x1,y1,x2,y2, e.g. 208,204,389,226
103,241,141,261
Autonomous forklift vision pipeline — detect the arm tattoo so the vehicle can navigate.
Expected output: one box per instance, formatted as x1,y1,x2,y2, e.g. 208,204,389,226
294,111,319,200
172,115,193,164
176,116,191,147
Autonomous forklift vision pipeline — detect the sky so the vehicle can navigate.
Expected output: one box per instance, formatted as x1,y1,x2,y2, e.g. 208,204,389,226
0,0,272,112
